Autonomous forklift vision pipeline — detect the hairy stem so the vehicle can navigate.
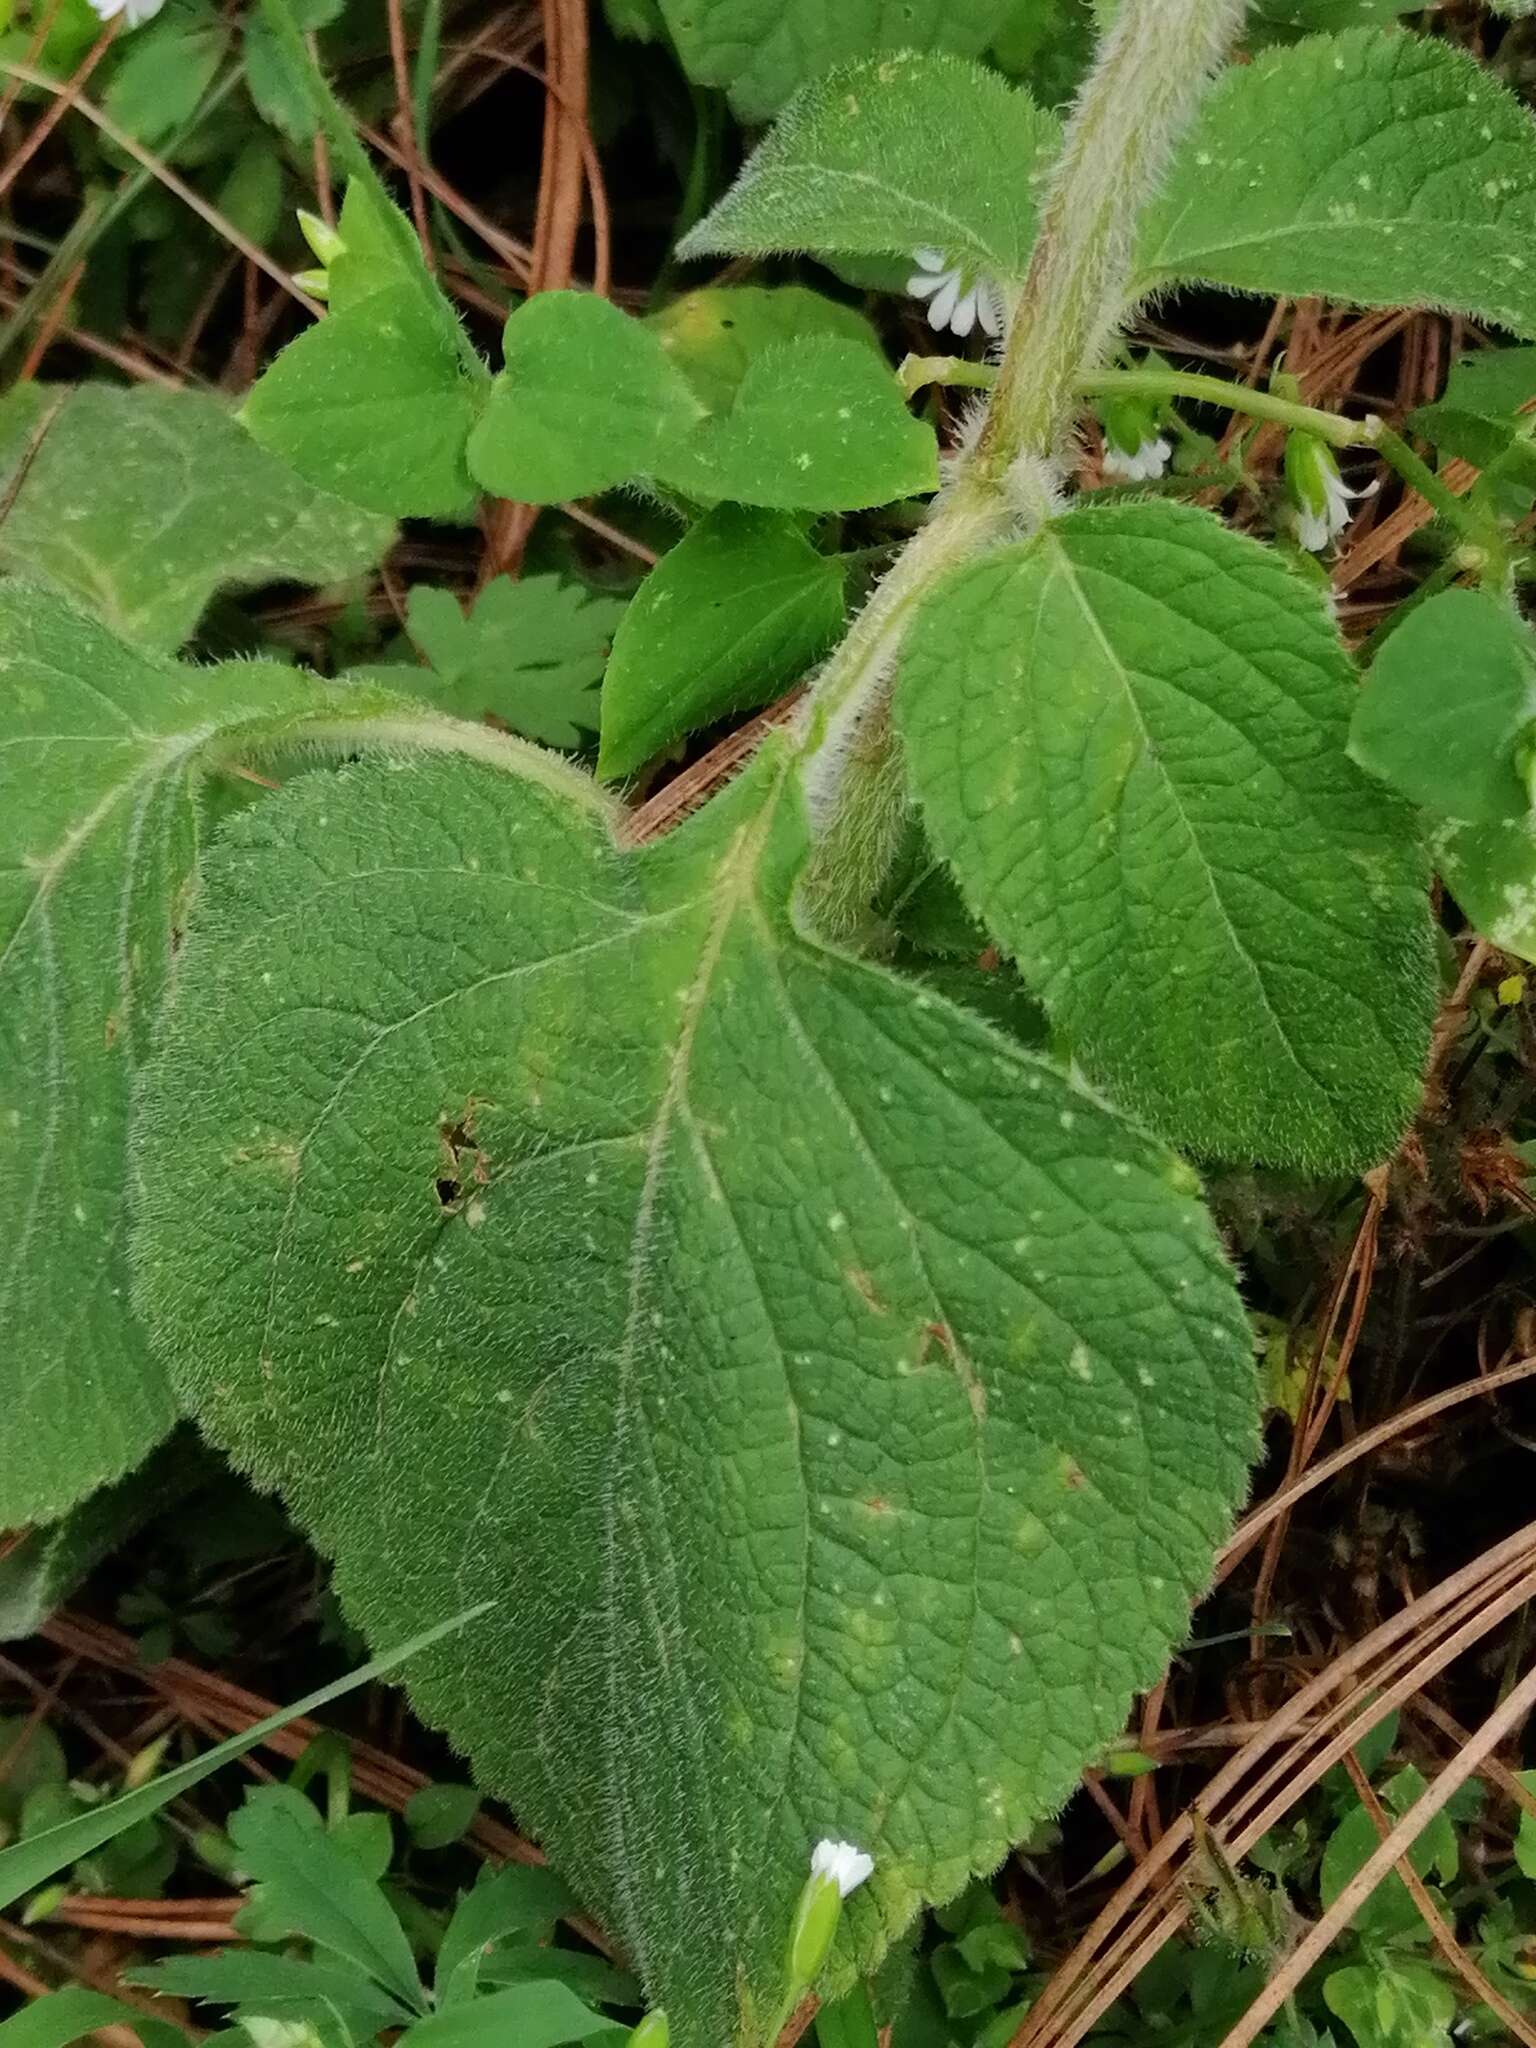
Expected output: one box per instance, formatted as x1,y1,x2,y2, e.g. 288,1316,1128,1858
976,0,1249,480
795,0,1251,926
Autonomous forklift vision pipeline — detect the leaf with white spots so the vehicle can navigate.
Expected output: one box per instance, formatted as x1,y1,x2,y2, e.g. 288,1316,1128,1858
678,52,1059,284
897,499,1437,1169
0,584,493,1523
0,384,394,651
1135,29,1536,335
133,736,1256,2048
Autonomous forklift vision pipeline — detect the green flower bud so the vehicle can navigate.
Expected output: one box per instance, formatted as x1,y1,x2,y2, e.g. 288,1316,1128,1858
786,1868,843,1992
629,2011,669,2048
297,209,346,269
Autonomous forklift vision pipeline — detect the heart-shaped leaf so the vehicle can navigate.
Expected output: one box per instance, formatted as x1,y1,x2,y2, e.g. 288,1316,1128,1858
135,737,1256,2046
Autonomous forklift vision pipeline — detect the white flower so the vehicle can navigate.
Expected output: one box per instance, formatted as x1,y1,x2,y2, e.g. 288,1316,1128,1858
1294,463,1377,551
87,0,166,25
1285,432,1379,553
810,1838,874,1898
906,248,1003,341
1102,436,1172,484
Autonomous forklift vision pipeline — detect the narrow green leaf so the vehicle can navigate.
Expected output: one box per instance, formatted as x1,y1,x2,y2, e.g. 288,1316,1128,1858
657,0,1021,118
1136,29,1536,335
227,1785,426,2011
650,286,886,415
0,1607,485,1911
0,1988,186,2048
403,576,625,749
135,739,1255,2047
897,499,1436,1169
598,508,844,780
1351,588,1536,822
128,1949,413,2031
399,1981,610,2048
468,293,704,506
678,53,1059,283
242,284,483,518
0,383,392,650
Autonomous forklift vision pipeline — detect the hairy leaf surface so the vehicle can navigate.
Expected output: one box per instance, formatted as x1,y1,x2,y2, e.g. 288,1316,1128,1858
897,501,1436,1169
679,52,1059,283
1136,29,1536,334
0,385,392,649
656,0,1021,118
135,740,1256,2047
0,586,481,1522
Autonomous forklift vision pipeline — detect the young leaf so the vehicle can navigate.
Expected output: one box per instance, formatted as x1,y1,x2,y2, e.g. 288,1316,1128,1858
656,0,1022,119
1351,588,1536,822
242,283,484,517
0,383,392,650
403,1781,481,1850
678,52,1059,284
227,1785,426,2011
897,499,1436,1170
135,740,1256,2048
650,286,886,416
1135,29,1536,335
404,576,626,749
598,507,844,780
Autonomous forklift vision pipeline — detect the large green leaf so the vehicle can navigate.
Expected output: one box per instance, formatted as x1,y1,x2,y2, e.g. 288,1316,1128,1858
678,53,1059,284
656,0,1022,119
0,384,393,650
1135,29,1536,335
897,500,1436,1169
0,584,528,1524
135,738,1256,2047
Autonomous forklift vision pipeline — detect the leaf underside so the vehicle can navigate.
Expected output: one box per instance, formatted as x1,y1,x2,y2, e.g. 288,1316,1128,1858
135,738,1257,2047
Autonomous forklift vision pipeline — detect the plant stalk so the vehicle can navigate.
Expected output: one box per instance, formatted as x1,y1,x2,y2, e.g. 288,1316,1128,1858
795,0,1252,926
